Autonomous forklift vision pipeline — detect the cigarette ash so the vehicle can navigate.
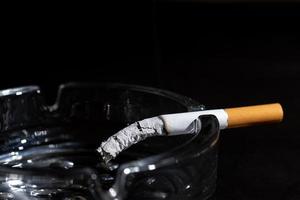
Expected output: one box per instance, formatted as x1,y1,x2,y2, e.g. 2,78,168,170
97,117,165,163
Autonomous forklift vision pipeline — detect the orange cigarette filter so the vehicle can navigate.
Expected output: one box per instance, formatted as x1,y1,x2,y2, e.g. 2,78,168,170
224,103,284,129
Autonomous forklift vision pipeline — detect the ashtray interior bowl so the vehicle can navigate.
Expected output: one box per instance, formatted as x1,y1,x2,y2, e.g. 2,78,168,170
0,83,219,200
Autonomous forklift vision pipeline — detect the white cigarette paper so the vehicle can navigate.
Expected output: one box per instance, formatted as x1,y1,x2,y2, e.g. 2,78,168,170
98,109,228,162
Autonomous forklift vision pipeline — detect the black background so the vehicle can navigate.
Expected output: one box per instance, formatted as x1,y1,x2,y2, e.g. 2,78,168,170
2,2,300,200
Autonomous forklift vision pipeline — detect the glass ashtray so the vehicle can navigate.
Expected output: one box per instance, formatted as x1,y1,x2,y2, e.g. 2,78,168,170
0,83,220,200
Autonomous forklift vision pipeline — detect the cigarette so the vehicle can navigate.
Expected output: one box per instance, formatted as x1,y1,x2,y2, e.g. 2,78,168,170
98,103,283,162
161,103,283,134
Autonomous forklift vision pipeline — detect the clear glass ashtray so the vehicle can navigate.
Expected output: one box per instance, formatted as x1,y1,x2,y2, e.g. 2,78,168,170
0,83,220,200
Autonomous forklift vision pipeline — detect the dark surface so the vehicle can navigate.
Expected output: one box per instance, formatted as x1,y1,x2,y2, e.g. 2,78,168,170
2,2,300,200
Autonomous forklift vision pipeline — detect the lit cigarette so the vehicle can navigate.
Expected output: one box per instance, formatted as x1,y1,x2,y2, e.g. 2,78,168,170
98,103,283,162
162,103,283,134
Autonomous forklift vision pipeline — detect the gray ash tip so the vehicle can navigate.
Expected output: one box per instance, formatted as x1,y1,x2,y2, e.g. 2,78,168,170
97,117,165,163
97,146,114,163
